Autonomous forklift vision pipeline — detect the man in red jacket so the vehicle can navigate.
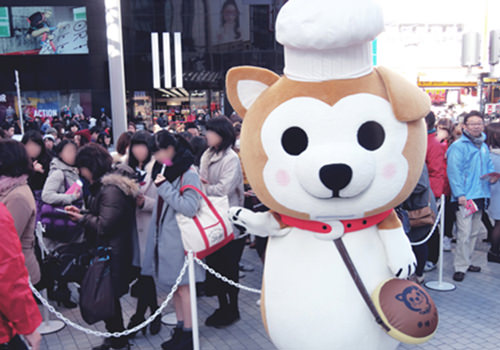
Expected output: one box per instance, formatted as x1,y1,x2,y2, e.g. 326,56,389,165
426,112,447,198
0,203,42,350
424,112,447,272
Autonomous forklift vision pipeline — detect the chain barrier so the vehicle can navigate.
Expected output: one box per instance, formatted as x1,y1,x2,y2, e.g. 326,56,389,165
410,202,443,246
29,253,263,338
29,258,189,338
194,257,262,294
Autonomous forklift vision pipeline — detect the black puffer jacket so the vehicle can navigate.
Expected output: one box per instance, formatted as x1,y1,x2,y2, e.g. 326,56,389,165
402,165,437,242
80,165,139,297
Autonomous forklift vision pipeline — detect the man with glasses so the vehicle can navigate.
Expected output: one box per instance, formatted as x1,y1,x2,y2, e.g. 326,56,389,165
447,111,496,282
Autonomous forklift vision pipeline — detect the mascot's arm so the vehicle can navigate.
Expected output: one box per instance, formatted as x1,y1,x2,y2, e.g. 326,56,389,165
377,211,417,279
228,207,291,238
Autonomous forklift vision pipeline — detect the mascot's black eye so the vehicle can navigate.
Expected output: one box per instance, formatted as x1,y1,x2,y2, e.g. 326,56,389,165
282,127,308,156
357,121,385,151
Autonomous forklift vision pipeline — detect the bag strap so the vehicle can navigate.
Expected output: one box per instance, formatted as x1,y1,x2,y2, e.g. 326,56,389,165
180,184,229,238
333,239,390,332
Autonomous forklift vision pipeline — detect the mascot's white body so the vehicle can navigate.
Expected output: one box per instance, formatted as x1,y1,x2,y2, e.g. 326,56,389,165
264,226,399,350
225,0,436,349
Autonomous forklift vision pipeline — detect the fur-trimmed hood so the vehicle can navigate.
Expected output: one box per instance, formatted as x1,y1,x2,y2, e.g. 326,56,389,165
101,170,139,198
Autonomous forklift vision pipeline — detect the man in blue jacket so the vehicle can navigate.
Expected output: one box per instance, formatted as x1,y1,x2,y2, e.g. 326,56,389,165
447,111,496,282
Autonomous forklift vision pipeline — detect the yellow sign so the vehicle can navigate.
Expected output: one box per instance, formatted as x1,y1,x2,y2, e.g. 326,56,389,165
417,81,477,88
483,78,499,83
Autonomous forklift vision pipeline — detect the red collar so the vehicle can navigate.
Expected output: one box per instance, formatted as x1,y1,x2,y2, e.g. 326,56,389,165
277,209,393,234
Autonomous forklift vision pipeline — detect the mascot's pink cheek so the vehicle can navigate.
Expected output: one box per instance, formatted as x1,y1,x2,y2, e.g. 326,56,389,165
276,170,291,187
383,163,397,180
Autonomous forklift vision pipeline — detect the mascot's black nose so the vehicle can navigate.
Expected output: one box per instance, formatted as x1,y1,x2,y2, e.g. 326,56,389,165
319,164,353,197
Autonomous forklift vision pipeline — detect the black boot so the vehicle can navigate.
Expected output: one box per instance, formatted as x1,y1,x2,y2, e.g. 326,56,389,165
488,250,500,263
161,327,183,350
205,307,239,328
127,314,146,337
109,337,130,350
149,312,162,335
92,338,130,350
175,330,193,350
53,284,77,309
204,308,227,327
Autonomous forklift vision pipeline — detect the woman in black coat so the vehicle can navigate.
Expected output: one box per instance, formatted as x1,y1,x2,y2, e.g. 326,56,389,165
401,164,437,285
66,143,138,350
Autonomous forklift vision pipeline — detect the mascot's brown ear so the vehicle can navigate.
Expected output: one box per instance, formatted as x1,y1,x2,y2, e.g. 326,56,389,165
226,66,280,118
375,67,431,122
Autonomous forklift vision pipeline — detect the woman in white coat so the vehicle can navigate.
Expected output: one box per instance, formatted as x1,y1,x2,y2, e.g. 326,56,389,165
200,117,245,328
126,131,161,335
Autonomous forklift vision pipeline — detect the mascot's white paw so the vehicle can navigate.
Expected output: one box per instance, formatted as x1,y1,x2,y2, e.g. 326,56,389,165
229,207,289,237
229,207,252,233
378,227,417,279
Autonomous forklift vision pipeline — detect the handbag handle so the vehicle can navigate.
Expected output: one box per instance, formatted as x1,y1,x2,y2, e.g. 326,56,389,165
180,185,229,238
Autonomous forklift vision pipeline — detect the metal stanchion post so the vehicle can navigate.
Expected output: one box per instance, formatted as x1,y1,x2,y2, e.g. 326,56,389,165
161,312,178,326
37,290,66,335
35,223,66,334
425,194,456,291
188,251,200,350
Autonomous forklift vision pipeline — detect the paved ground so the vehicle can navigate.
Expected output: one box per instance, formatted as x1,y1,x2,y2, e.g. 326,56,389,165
37,236,499,350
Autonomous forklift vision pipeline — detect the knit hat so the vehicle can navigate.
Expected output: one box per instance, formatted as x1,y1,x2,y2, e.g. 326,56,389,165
46,127,58,135
76,129,92,142
43,134,55,142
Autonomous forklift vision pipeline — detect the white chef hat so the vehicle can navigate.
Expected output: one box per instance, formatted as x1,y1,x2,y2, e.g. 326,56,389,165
276,0,384,82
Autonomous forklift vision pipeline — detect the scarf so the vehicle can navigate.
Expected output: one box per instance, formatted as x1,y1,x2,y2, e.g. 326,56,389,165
463,129,484,148
154,145,195,226
0,175,28,196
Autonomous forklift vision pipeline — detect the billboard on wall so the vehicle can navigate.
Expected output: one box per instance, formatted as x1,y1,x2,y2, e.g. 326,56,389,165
0,6,88,55
164,0,250,51
209,0,250,46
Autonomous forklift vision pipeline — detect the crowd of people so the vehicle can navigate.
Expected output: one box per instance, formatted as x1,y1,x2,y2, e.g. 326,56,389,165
0,112,248,350
402,110,500,285
1,106,500,350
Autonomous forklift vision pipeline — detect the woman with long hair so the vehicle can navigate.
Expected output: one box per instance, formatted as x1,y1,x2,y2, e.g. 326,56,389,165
97,131,112,150
200,117,245,328
21,130,52,193
217,0,242,43
126,131,162,336
142,131,203,350
111,131,134,164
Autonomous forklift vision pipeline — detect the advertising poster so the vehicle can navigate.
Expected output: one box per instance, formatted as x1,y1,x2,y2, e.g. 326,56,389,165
209,0,250,46
0,6,88,55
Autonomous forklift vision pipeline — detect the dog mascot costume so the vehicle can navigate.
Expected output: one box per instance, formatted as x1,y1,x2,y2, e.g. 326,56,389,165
226,0,439,349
